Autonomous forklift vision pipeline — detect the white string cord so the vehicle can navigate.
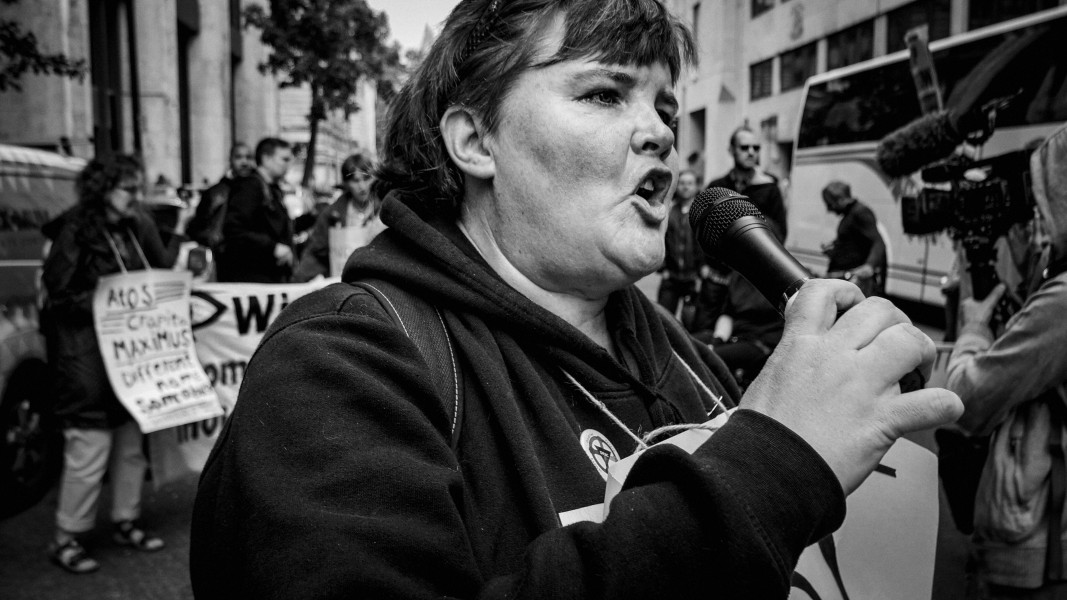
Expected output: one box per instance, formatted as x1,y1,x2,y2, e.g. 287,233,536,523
562,369,649,450
562,352,731,450
670,350,730,417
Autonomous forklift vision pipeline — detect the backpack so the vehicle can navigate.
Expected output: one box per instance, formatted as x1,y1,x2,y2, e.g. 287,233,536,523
350,278,464,450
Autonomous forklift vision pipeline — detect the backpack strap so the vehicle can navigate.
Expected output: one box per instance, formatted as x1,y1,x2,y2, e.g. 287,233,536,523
1046,387,1067,580
350,279,463,451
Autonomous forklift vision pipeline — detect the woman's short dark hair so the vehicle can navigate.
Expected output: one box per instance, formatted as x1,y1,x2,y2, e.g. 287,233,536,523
77,154,144,214
376,0,696,216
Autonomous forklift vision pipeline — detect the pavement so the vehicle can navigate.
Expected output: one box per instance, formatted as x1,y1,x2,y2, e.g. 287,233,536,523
0,475,197,600
0,275,970,599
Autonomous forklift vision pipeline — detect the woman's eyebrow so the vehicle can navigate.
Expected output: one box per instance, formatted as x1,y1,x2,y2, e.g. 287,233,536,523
567,68,636,87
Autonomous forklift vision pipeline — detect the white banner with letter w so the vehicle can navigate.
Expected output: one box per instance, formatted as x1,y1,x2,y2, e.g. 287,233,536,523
148,279,328,487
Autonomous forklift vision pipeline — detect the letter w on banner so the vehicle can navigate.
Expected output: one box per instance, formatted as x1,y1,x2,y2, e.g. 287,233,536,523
93,269,222,433
148,279,329,488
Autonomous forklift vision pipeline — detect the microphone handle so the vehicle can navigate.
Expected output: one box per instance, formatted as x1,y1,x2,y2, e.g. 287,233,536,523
719,220,926,393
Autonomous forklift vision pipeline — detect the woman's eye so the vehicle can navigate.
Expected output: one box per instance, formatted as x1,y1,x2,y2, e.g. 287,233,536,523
584,89,621,106
658,109,678,128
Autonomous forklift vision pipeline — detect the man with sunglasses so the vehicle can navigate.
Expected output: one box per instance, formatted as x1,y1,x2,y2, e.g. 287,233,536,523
706,126,787,242
698,126,790,326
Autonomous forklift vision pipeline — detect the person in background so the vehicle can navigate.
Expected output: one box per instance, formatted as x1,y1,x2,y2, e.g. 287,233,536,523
700,125,789,327
691,270,784,391
215,137,295,283
706,125,787,243
191,0,959,597
292,153,386,282
944,123,1067,600
656,169,706,322
821,180,887,297
42,155,186,574
186,142,255,252
685,150,704,186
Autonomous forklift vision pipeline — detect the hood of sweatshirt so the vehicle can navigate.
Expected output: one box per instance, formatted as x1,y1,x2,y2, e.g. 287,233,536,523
1031,123,1067,263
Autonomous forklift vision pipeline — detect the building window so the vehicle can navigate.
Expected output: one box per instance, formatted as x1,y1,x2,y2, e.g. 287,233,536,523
886,0,951,53
779,42,816,92
750,58,773,100
827,19,874,70
968,0,1059,30
752,0,775,19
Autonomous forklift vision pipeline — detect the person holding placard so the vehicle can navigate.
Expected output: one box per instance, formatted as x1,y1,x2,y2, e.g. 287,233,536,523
42,155,187,574
292,153,386,282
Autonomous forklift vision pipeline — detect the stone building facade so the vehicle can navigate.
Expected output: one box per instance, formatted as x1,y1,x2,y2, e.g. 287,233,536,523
0,0,377,193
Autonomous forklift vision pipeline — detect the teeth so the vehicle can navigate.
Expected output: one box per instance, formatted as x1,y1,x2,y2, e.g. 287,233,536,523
640,180,655,192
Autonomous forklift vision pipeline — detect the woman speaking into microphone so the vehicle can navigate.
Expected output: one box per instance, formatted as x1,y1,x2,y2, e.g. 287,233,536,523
191,1,962,598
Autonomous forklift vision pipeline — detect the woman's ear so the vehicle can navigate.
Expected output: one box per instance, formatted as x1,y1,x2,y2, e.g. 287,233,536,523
440,106,495,181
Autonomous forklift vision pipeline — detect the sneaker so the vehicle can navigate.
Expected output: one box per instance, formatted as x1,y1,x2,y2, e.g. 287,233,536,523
112,520,165,552
49,538,100,574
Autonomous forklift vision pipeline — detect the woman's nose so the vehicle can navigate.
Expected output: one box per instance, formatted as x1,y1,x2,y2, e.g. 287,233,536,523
631,106,674,160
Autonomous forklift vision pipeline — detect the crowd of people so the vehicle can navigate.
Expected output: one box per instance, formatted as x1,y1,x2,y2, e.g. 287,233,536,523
38,139,384,574
655,122,887,389
31,1,1067,599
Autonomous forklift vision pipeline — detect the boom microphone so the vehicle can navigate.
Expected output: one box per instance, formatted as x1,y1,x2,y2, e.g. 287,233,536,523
875,110,965,178
690,187,926,392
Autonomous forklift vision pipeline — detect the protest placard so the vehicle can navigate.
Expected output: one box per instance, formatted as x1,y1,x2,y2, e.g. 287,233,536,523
148,279,328,487
328,223,382,278
93,269,222,433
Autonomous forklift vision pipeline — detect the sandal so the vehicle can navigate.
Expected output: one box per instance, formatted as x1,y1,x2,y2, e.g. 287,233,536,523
49,538,100,574
112,520,165,552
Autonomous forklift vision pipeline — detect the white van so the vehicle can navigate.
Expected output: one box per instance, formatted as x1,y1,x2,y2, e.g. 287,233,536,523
0,144,84,518
787,6,1067,308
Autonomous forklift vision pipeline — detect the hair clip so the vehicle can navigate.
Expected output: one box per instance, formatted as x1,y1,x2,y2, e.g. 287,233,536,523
455,0,502,69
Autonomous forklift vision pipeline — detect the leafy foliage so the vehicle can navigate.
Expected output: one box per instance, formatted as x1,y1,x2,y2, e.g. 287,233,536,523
0,0,87,92
244,0,400,184
244,0,398,117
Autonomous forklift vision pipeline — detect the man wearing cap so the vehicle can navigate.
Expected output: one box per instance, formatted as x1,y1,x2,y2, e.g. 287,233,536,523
292,153,386,282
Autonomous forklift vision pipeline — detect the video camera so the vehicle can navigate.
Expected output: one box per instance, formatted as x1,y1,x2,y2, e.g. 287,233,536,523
894,95,1035,300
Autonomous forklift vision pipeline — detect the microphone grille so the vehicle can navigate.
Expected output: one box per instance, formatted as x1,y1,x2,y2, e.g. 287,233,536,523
690,187,765,248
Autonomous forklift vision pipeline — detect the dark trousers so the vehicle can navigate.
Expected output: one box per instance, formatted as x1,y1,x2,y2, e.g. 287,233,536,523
712,338,773,389
657,276,698,316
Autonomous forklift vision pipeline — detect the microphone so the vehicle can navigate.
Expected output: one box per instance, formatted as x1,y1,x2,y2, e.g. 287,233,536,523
689,187,926,393
688,187,810,315
875,111,965,178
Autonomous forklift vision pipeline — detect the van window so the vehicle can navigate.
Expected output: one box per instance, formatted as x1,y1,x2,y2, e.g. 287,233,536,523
0,147,82,305
798,14,1067,149
797,60,920,148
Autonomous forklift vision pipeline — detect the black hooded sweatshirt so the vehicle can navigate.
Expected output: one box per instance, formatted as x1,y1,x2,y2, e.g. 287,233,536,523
191,193,845,599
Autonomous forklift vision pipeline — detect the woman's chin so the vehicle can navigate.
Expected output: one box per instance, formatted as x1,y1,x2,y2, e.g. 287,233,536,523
615,254,663,284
